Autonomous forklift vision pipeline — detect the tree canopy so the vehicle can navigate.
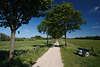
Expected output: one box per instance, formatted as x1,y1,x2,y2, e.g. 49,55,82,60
0,0,53,30
46,3,86,32
38,2,86,46
0,0,53,62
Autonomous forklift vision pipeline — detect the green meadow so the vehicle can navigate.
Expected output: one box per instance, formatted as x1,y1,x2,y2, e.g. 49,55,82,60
0,40,53,67
0,39,100,67
60,39,100,67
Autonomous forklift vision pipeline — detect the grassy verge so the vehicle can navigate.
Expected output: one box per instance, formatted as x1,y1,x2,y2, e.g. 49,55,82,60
60,39,100,67
0,40,53,67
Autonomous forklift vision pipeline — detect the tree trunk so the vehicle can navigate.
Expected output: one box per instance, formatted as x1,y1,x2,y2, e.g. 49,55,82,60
65,32,67,47
9,30,16,62
47,33,49,45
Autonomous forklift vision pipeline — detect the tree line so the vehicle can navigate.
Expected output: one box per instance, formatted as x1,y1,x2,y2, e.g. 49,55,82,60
75,36,100,40
0,33,10,41
0,33,49,41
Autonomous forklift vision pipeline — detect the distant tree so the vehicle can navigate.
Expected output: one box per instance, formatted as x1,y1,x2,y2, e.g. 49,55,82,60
38,20,49,45
75,36,100,40
38,19,64,45
34,35,43,39
47,22,64,39
0,33,10,41
0,0,53,62
15,38,24,41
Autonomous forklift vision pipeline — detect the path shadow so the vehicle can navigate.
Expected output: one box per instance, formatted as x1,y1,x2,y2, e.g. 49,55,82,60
31,62,37,65
0,57,29,67
32,44,53,48
47,44,53,47
0,50,27,61
54,45,64,47
0,50,29,67
0,50,9,61
32,44,63,48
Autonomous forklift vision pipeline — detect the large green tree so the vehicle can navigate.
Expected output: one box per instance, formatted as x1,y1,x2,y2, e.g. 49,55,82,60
59,3,86,47
41,3,86,47
0,0,53,61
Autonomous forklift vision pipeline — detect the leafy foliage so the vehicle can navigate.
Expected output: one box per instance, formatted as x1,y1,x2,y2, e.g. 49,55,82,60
38,2,86,40
0,0,53,30
46,3,86,32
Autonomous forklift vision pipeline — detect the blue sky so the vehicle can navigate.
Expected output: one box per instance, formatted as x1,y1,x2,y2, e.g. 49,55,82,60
0,0,100,38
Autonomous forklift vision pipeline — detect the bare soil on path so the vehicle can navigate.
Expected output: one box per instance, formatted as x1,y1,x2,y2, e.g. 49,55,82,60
32,41,64,67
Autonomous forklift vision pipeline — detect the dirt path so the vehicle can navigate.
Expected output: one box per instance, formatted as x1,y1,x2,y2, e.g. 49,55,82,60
32,41,64,67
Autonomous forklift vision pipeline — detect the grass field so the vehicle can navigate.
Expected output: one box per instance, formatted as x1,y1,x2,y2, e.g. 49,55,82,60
0,40,53,67
60,39,100,67
1,39,100,67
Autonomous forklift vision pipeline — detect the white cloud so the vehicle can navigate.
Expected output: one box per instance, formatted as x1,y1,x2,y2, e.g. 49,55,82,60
90,6,100,13
94,6,100,11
